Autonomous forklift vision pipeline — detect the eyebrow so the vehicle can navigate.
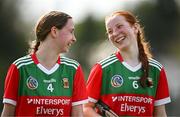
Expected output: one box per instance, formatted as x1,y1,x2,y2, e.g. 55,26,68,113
116,22,123,26
107,28,112,31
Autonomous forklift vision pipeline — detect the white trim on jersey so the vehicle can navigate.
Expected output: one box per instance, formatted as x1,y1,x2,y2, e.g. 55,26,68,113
60,57,79,67
149,63,161,71
149,58,163,68
98,55,116,65
72,99,89,106
154,97,171,106
61,61,78,69
60,57,79,69
102,59,118,68
148,58,163,71
37,63,59,75
13,55,31,64
3,98,17,106
15,58,32,66
88,97,98,103
122,62,142,72
17,61,34,69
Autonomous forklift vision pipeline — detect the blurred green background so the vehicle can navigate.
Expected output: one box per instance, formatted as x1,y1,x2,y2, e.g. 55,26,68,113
0,0,180,115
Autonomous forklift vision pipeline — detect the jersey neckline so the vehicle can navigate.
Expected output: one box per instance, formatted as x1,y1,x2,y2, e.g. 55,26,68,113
115,51,142,72
31,53,61,75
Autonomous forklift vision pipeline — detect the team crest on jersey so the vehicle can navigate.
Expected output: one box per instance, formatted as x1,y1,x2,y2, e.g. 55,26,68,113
111,75,123,87
26,76,38,90
62,78,69,88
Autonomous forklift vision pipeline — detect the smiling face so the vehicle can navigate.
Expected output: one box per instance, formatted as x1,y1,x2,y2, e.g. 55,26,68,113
55,19,76,53
105,15,138,51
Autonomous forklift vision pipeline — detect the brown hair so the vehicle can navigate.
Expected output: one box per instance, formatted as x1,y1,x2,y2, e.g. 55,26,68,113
29,11,72,53
106,11,153,88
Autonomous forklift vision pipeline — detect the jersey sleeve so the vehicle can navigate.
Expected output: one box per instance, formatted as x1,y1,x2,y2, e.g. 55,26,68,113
72,65,88,106
154,67,171,106
3,64,20,106
86,63,102,103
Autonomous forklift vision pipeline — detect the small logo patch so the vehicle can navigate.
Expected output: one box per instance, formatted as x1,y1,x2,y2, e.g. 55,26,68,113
62,78,69,88
26,76,38,90
148,77,153,88
112,96,118,102
111,75,123,87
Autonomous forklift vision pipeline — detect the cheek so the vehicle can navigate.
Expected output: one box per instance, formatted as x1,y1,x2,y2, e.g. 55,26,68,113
109,35,115,42
59,34,68,41
107,33,112,39
63,33,71,40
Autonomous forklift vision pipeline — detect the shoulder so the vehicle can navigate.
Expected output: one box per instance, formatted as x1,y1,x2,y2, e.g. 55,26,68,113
12,55,33,69
148,58,163,71
97,54,118,69
60,56,80,69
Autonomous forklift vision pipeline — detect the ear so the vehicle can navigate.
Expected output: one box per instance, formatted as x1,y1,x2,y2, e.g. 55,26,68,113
133,23,140,34
50,26,58,38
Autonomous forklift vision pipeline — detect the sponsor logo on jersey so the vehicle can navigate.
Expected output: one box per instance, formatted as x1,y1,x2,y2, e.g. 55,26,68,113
26,76,38,90
111,75,123,87
26,98,71,105
62,78,69,88
112,96,118,102
128,76,140,80
112,95,153,114
43,78,56,83
36,106,64,116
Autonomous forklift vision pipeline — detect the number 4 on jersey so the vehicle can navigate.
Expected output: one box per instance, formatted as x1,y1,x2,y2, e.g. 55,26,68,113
47,83,54,92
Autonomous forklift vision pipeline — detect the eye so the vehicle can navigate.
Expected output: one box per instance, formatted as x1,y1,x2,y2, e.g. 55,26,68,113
117,24,123,29
70,29,74,34
107,30,113,34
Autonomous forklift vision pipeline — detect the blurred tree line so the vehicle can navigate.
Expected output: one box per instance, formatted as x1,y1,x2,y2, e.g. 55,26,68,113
0,0,180,115
134,0,180,56
0,0,27,113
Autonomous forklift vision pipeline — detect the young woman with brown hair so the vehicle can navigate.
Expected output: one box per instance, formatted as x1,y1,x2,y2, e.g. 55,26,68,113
1,11,87,116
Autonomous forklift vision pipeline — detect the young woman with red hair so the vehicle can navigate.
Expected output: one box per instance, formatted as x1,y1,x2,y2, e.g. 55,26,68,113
84,11,171,117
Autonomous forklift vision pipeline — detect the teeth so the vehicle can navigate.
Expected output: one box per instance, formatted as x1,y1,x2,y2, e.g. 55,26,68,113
116,36,125,43
68,43,71,46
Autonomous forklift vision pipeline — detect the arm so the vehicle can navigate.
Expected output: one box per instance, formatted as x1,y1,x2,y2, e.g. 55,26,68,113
84,64,103,117
2,64,19,117
71,104,83,116
71,65,88,116
154,68,170,117
83,102,101,117
153,105,167,117
1,103,16,117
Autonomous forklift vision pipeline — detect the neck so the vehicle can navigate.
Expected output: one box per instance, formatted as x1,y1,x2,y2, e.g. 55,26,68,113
35,40,60,70
119,43,140,67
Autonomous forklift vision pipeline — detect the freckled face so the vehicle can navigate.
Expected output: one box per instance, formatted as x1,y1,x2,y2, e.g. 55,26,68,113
105,15,138,50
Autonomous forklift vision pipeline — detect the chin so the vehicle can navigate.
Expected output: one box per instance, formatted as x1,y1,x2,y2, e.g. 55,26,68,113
59,49,68,53
119,46,129,51
64,49,69,53
117,43,129,50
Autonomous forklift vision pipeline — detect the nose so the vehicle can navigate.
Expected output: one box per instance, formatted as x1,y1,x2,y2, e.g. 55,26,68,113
113,28,119,37
72,36,76,43
110,29,119,39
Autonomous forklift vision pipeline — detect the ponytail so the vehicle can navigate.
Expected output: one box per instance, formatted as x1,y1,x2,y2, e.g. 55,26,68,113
137,29,152,88
28,40,40,54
